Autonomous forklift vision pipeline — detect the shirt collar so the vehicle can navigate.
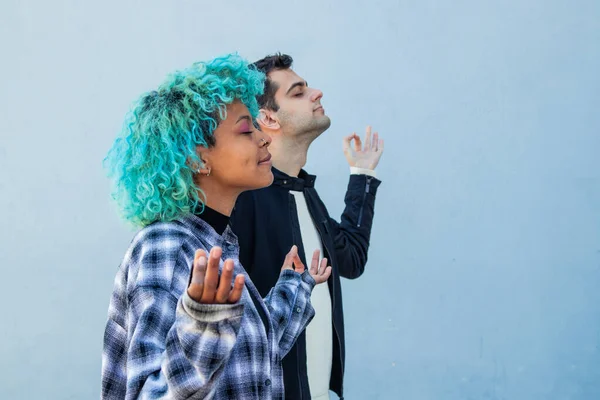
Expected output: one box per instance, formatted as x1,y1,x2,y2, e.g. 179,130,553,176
272,167,317,192
177,213,238,249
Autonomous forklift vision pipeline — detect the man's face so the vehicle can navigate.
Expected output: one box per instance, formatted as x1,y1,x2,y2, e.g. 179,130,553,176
269,68,331,138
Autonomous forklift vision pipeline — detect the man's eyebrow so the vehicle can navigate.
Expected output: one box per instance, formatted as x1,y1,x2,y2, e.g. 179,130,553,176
285,81,308,95
236,115,252,123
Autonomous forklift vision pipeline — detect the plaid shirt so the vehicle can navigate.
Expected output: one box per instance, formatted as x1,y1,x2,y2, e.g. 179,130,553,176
101,214,316,399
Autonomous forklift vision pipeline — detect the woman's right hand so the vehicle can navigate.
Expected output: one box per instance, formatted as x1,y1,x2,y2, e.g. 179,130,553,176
282,246,332,285
187,247,245,304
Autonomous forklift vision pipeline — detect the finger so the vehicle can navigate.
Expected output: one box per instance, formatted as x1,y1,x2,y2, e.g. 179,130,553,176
342,134,354,156
215,259,235,303
227,274,245,304
318,258,328,276
364,126,372,151
319,266,332,283
310,249,320,275
281,245,298,271
378,139,384,153
200,246,222,303
187,250,208,301
372,132,379,152
293,254,306,274
352,133,362,152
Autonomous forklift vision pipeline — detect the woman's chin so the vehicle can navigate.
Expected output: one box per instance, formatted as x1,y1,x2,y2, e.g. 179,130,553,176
240,170,274,192
255,171,274,189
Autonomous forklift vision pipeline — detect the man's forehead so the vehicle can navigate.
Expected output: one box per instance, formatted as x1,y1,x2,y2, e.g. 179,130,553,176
269,68,305,88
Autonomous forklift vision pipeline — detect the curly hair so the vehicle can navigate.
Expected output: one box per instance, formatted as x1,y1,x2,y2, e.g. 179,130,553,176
104,53,265,227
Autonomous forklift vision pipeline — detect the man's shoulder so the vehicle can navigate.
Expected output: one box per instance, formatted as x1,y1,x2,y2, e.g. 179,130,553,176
235,185,287,208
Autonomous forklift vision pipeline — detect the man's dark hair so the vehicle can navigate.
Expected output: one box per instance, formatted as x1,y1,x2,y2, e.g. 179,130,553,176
252,53,293,111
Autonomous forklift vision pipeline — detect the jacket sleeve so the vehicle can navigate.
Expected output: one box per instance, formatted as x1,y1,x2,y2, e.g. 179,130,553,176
102,246,245,399
263,269,316,358
327,174,382,279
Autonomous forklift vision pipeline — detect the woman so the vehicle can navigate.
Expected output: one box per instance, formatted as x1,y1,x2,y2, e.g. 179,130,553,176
101,54,331,399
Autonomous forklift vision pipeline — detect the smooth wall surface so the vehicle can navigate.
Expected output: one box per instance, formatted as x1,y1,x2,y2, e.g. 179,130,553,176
1,1,599,398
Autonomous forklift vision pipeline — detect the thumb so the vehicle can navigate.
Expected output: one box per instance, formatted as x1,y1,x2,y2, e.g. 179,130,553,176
281,245,298,271
292,254,306,274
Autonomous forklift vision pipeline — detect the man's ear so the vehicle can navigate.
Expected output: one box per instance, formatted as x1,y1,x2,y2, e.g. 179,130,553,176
257,109,280,131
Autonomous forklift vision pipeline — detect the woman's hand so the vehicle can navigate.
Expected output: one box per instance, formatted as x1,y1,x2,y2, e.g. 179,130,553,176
307,249,332,284
282,245,332,284
187,247,245,304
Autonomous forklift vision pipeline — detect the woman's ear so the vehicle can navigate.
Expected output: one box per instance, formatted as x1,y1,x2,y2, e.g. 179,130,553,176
189,147,211,175
257,109,280,131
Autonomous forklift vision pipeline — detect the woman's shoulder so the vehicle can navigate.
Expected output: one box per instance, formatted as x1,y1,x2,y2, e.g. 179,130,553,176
121,219,207,295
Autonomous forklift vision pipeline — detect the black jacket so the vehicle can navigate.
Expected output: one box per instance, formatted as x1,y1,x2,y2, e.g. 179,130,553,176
230,167,381,400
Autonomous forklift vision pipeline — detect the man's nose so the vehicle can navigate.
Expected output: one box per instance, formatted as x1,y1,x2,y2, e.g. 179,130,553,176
310,88,323,102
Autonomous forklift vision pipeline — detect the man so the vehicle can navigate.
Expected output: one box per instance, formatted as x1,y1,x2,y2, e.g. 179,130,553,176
230,53,384,400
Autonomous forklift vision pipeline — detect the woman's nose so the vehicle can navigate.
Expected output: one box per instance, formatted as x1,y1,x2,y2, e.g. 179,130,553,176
259,134,271,147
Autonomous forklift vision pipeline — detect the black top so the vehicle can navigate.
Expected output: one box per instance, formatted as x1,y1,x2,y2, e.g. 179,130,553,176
231,167,381,400
195,204,229,235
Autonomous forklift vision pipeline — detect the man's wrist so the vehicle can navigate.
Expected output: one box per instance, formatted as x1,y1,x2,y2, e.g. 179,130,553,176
350,166,377,178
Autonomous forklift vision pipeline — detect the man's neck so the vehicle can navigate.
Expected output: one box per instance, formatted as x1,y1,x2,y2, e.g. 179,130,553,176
269,132,314,177
270,140,309,177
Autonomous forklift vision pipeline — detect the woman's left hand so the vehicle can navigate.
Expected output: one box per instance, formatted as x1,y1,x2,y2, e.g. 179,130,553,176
306,249,332,285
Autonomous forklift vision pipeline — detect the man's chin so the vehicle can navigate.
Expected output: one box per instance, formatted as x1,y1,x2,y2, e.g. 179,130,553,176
293,115,331,139
316,115,332,133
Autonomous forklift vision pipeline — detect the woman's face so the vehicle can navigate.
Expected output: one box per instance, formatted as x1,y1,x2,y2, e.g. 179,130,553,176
198,101,273,193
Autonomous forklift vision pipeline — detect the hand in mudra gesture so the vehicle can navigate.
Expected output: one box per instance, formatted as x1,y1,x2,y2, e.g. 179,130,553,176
343,125,384,170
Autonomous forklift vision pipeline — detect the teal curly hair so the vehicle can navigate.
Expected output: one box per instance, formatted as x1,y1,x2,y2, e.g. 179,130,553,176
104,53,265,227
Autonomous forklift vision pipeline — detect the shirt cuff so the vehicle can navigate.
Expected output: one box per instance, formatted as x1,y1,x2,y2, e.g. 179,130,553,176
181,291,245,323
350,167,377,178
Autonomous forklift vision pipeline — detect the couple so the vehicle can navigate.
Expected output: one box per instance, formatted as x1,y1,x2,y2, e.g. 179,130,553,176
101,53,383,400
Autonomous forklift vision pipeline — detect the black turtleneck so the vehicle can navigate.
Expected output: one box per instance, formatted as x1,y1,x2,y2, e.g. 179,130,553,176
195,204,229,235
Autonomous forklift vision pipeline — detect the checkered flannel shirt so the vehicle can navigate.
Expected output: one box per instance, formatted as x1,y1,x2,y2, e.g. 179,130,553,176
101,214,316,399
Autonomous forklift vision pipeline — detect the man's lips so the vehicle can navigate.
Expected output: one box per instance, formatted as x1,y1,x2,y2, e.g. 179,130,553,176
314,105,324,112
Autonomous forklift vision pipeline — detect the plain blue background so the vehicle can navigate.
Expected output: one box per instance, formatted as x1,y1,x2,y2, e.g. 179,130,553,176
1,1,599,399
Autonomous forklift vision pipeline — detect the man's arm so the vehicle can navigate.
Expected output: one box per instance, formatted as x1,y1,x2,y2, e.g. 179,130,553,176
329,125,384,279
325,174,381,279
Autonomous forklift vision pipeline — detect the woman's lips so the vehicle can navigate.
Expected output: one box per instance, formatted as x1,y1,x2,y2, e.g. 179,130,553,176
259,153,272,165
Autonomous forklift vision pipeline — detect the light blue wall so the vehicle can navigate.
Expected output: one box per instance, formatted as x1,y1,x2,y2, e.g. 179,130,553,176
1,0,598,398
